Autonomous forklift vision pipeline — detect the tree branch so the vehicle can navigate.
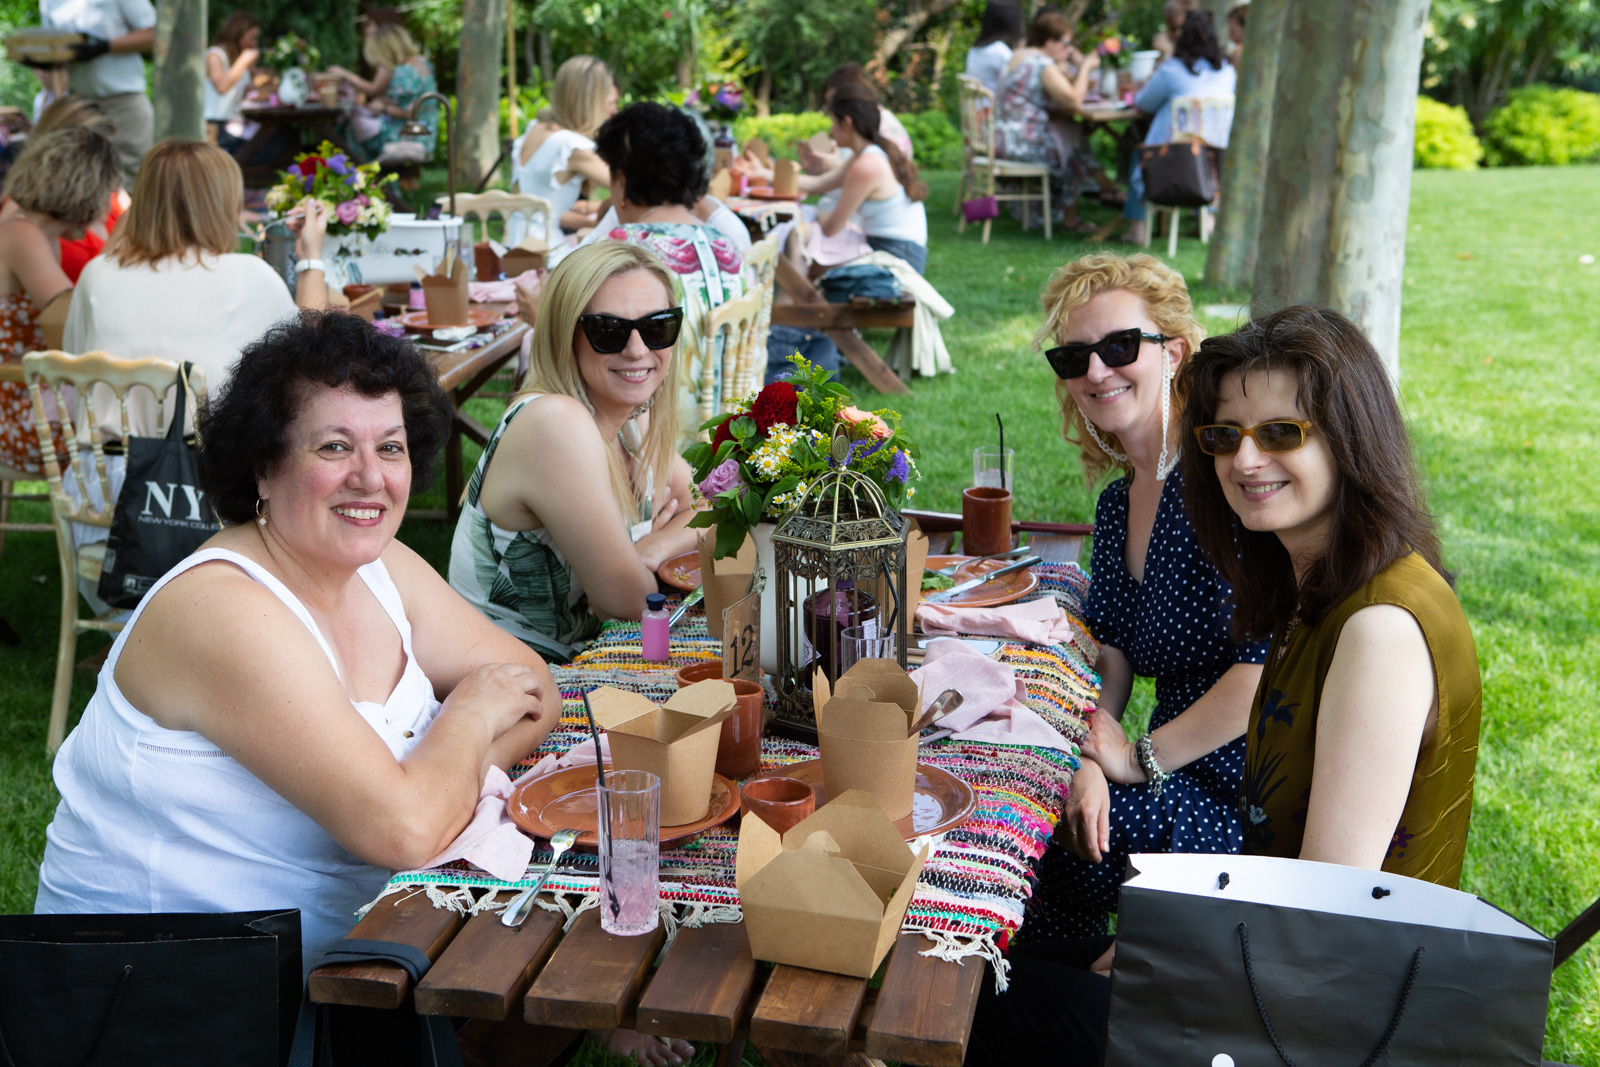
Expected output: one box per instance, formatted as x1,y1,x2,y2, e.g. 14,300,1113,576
867,0,961,76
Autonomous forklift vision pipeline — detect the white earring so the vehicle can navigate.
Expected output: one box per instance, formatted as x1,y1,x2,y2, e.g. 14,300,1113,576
255,498,268,527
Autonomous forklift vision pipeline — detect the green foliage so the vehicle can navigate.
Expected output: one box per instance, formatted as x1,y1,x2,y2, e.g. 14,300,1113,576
526,0,701,100
726,0,877,113
732,110,959,168
210,0,360,72
1483,85,1600,165
899,110,961,169
1424,0,1600,129
1414,97,1484,169
730,112,832,158
0,1,42,111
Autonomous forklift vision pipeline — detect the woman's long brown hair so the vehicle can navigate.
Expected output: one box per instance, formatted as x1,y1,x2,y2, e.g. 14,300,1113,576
1178,305,1448,643
828,84,927,202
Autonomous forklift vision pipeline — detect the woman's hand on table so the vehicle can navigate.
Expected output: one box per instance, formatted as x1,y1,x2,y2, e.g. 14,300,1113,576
1080,705,1144,785
1062,757,1111,862
440,662,547,741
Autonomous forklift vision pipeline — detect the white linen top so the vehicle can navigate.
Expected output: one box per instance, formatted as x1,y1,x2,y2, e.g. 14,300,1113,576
35,549,443,979
850,144,927,245
64,251,297,439
202,45,248,124
39,0,157,97
965,40,1014,93
506,126,595,261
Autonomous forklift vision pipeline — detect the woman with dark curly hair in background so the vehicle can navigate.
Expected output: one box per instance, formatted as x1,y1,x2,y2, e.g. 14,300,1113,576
35,311,559,979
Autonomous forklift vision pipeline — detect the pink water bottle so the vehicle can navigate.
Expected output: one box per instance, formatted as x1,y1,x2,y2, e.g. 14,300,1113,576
642,593,670,662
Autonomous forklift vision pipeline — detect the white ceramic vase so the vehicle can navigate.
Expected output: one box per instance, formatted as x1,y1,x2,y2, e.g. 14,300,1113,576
278,67,308,107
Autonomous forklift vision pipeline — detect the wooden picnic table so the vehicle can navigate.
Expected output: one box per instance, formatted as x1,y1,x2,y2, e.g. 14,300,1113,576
236,104,358,188
422,320,529,523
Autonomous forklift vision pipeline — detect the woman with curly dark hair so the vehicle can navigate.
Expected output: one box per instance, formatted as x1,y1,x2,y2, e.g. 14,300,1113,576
35,310,560,979
591,100,745,430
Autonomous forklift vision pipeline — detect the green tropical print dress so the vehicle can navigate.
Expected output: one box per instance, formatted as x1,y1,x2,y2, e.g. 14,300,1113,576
447,395,653,664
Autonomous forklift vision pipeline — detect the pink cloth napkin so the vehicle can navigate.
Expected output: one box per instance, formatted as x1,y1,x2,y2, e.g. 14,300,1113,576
467,268,541,304
909,640,1072,750
419,766,533,882
916,596,1077,647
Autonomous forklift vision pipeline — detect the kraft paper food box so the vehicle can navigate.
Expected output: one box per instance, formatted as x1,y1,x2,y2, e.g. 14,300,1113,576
814,659,922,821
588,681,737,825
421,254,470,326
698,528,758,641
735,788,930,978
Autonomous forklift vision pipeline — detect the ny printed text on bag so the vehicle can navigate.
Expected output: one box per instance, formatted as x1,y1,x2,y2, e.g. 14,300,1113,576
0,909,301,1067
1137,140,1222,208
1103,853,1553,1067
97,363,220,609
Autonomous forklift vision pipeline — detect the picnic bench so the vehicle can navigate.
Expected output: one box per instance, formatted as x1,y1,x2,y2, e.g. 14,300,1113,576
772,257,910,396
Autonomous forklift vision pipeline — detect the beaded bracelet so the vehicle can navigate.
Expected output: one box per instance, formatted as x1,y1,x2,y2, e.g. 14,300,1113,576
1136,733,1170,798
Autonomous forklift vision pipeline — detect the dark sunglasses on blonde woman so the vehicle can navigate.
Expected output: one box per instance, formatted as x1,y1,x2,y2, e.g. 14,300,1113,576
1192,420,1316,456
577,307,685,354
1044,327,1171,380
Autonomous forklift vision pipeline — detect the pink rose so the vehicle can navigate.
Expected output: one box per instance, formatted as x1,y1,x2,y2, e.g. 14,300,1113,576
335,199,361,224
838,406,891,439
698,457,744,497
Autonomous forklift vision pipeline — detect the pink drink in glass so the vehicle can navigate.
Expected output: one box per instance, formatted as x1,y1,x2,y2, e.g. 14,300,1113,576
597,769,660,936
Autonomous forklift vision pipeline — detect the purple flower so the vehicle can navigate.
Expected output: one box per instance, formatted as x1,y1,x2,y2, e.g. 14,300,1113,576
698,457,744,497
327,154,350,175
885,450,910,483
299,172,314,191
335,199,361,224
344,172,360,186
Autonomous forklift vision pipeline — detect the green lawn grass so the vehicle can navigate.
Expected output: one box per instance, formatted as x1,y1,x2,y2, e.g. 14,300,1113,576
1,165,1597,1063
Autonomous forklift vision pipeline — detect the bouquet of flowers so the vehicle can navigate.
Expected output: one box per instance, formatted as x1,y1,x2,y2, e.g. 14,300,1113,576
684,355,920,559
265,142,397,240
261,33,321,72
1095,33,1130,68
686,79,745,123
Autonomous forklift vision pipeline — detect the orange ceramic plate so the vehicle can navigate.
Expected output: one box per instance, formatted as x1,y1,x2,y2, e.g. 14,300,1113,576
657,552,701,592
924,555,1039,609
508,764,739,850
397,307,503,334
776,758,975,840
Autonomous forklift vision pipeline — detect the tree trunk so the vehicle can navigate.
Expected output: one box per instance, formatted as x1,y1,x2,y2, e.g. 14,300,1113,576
1201,0,1288,292
1251,0,1431,382
152,0,206,142
1200,0,1234,33
456,0,505,191
756,70,772,118
867,0,960,77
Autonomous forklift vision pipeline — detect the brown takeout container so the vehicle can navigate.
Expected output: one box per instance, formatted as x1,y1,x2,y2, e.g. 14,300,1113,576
499,236,548,278
813,659,922,821
735,788,931,978
589,680,737,825
422,253,470,326
698,528,758,641
773,158,799,198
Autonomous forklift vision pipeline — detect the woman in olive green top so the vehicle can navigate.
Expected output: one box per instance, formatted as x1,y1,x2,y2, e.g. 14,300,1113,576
1179,304,1481,886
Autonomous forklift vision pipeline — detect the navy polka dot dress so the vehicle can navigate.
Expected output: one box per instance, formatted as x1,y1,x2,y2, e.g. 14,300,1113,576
1023,467,1268,939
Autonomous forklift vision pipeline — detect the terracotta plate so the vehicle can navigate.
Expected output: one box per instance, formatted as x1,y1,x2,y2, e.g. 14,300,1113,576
397,307,504,334
923,555,1038,609
508,764,739,850
658,551,701,592
776,758,976,840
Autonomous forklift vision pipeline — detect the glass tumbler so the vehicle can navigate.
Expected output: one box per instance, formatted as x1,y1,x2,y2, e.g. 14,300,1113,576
839,624,898,673
973,445,1015,490
596,769,661,936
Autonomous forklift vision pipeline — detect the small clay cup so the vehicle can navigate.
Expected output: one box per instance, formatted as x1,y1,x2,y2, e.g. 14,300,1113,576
715,678,765,780
739,776,815,835
962,486,1013,557
674,659,724,687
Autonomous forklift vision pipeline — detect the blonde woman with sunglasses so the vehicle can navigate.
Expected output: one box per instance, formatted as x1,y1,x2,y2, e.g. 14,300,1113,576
1020,253,1267,944
447,241,700,670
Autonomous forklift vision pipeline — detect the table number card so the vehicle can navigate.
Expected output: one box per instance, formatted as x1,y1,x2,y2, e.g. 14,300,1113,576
722,566,765,683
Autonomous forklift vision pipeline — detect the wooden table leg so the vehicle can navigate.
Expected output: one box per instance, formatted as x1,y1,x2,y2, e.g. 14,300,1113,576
823,328,907,396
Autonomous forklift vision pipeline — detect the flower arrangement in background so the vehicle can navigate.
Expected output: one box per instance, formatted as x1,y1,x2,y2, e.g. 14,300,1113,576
684,355,920,558
261,33,321,72
266,142,397,240
686,78,745,123
1095,34,1130,68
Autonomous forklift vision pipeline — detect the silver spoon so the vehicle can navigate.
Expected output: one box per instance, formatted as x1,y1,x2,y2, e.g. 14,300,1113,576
501,827,580,928
912,689,964,734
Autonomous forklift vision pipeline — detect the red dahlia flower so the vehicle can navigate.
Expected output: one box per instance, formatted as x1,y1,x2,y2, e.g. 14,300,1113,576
298,156,325,176
711,418,736,453
750,381,798,433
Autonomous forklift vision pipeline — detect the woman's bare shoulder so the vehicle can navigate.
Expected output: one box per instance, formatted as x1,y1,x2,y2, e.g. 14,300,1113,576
500,392,601,449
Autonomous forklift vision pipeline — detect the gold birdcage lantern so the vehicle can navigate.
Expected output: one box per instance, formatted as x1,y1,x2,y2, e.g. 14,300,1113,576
770,430,910,732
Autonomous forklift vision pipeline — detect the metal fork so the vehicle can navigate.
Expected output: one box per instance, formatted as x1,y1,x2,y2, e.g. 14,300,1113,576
927,546,1029,578
501,827,581,928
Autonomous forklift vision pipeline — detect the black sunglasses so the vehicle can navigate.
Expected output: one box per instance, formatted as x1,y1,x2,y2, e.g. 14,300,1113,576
1044,327,1171,380
577,308,685,354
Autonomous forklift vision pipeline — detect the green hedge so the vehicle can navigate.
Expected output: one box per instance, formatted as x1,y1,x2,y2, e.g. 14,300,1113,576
1483,85,1600,166
1414,97,1483,169
731,110,962,170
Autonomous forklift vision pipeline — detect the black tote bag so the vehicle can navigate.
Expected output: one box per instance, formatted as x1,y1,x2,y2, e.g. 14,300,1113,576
1136,140,1222,208
97,362,220,609
0,909,301,1067
1102,853,1553,1067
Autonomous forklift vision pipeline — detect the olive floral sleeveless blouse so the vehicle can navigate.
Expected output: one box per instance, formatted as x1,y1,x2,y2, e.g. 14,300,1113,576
1241,552,1482,888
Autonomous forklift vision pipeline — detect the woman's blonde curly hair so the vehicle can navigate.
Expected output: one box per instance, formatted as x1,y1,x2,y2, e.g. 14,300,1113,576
1034,252,1206,485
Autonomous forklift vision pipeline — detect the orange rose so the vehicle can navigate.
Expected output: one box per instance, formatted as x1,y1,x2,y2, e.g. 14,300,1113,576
838,406,891,439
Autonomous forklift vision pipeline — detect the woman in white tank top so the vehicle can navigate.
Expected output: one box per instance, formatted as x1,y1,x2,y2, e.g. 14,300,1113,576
506,55,618,263
34,311,560,978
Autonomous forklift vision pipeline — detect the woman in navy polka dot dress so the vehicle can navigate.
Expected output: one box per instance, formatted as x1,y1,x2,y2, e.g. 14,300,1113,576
1024,253,1267,940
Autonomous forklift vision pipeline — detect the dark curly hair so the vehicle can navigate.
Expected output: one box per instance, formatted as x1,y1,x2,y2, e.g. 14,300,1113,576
197,310,452,525
593,101,707,209
1174,9,1226,74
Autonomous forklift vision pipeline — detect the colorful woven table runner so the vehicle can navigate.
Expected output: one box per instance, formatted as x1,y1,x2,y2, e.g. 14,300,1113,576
373,563,1100,981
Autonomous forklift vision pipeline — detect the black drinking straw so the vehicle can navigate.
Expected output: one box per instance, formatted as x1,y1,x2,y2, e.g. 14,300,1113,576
996,413,1007,490
581,689,622,919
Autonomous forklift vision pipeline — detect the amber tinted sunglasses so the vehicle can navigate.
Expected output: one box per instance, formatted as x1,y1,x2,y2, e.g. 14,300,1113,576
577,308,685,353
1044,327,1171,380
1193,420,1315,456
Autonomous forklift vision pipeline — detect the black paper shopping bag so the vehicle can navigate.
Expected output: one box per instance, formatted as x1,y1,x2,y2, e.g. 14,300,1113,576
97,362,220,609
0,909,301,1067
1102,853,1553,1067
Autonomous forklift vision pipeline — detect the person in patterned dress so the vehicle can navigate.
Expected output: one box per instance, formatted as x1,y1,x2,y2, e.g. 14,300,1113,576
0,126,122,475
1022,252,1266,940
448,241,701,668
